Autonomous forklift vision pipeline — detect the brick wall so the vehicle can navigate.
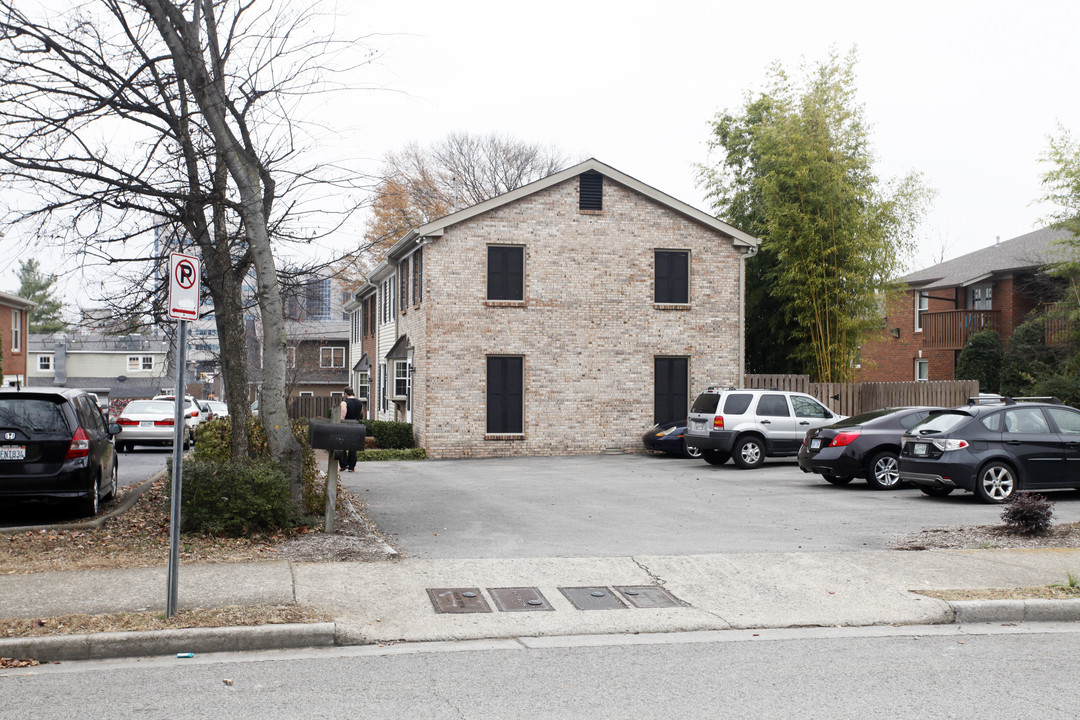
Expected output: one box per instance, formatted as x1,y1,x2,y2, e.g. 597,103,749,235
401,177,745,458
0,301,28,381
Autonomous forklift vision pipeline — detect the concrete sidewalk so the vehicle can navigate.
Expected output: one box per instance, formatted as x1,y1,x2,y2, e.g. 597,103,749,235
3,548,1080,661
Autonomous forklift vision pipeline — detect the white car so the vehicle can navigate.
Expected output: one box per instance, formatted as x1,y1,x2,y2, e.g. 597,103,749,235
686,387,843,468
152,394,202,440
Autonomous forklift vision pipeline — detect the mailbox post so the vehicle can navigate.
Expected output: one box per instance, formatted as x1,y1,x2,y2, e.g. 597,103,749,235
308,416,366,532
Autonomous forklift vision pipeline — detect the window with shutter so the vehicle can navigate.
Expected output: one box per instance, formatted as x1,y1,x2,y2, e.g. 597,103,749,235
486,356,523,434
654,250,690,304
487,246,524,301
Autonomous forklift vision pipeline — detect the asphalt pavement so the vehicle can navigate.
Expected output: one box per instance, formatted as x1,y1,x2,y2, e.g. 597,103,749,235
3,453,1080,662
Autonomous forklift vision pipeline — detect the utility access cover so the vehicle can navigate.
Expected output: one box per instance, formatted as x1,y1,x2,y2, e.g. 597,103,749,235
488,587,553,612
614,585,687,609
559,586,628,611
427,588,492,614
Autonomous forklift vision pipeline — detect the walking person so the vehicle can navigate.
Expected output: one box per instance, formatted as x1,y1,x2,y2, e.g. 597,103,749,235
338,387,364,472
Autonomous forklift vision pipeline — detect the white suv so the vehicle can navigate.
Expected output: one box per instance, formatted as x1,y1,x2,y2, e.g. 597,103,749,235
686,387,841,468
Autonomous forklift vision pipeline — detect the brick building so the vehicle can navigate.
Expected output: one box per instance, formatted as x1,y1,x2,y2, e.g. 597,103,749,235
0,290,36,387
858,227,1071,382
346,158,759,457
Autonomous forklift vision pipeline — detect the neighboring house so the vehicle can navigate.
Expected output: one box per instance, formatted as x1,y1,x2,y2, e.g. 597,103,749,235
347,158,760,457
0,291,36,387
858,227,1072,383
27,332,171,402
344,283,377,417
248,320,350,402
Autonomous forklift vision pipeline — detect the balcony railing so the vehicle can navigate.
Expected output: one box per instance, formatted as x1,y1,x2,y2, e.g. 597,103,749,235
1045,302,1072,346
922,310,999,350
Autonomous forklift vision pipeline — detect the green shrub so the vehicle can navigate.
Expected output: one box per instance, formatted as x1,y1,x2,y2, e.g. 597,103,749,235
1001,492,1054,535
955,329,1003,393
193,416,322,514
356,448,427,462
172,457,291,536
364,420,414,450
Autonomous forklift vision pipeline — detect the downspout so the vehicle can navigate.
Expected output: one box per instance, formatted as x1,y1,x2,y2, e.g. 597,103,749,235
738,244,758,388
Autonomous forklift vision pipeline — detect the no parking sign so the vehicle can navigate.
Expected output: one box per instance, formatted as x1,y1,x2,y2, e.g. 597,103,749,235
168,252,200,321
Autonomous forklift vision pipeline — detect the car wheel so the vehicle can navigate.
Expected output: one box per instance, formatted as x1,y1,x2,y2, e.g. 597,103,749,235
102,462,118,502
732,436,765,469
919,486,954,497
976,461,1018,504
702,449,730,465
866,451,902,490
80,476,100,518
682,439,703,459
822,473,854,485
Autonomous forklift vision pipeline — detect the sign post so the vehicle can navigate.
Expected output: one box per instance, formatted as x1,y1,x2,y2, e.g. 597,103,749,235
166,252,200,618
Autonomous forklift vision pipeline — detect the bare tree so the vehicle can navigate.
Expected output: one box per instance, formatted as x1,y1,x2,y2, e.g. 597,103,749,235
341,132,568,282
0,0,373,503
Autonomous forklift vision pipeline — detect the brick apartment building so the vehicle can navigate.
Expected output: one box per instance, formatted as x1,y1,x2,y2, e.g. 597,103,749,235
0,290,36,387
346,158,760,457
858,227,1071,382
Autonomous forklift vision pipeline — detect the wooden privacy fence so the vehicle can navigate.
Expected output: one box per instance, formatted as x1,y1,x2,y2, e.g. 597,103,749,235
743,374,980,417
287,395,337,420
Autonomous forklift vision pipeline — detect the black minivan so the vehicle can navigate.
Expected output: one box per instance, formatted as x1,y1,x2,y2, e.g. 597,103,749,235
0,388,121,517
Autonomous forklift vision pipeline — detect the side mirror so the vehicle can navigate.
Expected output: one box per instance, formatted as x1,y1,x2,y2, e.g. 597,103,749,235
108,422,122,436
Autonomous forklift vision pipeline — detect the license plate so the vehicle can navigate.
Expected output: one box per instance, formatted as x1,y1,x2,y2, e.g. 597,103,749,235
0,445,26,460
691,421,704,431
140,421,154,427
913,443,928,457
810,438,822,449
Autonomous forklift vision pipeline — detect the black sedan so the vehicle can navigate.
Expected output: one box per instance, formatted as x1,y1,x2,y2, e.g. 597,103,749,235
798,406,939,489
899,398,1080,503
642,420,702,459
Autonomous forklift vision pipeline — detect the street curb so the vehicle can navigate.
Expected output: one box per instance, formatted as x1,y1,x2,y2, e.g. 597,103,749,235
0,469,166,535
0,622,338,662
948,599,1080,624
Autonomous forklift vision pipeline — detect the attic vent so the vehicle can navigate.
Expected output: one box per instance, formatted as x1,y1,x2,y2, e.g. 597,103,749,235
579,172,603,211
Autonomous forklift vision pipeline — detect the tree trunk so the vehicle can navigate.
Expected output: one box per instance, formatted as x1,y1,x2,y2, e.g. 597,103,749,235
140,0,303,505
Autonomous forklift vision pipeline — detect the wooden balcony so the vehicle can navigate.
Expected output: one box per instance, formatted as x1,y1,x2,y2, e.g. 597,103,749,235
922,310,999,350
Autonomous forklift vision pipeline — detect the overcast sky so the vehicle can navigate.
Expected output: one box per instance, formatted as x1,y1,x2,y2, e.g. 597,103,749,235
3,0,1079,307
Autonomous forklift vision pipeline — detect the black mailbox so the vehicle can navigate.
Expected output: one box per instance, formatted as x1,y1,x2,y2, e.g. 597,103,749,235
308,419,366,451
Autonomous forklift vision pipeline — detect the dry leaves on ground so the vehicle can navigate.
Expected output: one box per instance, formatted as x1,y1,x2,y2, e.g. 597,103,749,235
889,521,1080,551
2,604,331,639
0,477,397,576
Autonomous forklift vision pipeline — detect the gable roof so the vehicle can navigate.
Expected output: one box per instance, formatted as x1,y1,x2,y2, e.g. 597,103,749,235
385,158,758,260
904,227,1075,290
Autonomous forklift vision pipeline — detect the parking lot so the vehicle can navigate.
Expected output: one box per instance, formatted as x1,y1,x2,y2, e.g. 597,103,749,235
342,454,1080,559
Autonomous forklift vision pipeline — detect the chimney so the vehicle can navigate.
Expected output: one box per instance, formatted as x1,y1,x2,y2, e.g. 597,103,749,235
53,335,67,386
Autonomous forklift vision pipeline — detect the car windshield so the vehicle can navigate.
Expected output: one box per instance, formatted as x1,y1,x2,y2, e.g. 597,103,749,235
123,401,174,415
909,411,970,435
0,398,69,433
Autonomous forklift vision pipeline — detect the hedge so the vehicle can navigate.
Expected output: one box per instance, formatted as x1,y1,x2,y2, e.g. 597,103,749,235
192,416,323,515
356,448,427,462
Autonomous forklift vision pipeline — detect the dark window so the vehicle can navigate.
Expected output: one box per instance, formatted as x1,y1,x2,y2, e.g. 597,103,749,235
413,247,423,304
487,356,523,434
723,394,754,415
655,250,689,304
756,394,790,417
487,246,524,301
654,357,689,424
579,172,602,211
400,257,410,309
690,392,721,414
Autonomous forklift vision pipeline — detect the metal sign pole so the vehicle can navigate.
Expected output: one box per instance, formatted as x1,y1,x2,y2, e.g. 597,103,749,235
166,319,188,617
